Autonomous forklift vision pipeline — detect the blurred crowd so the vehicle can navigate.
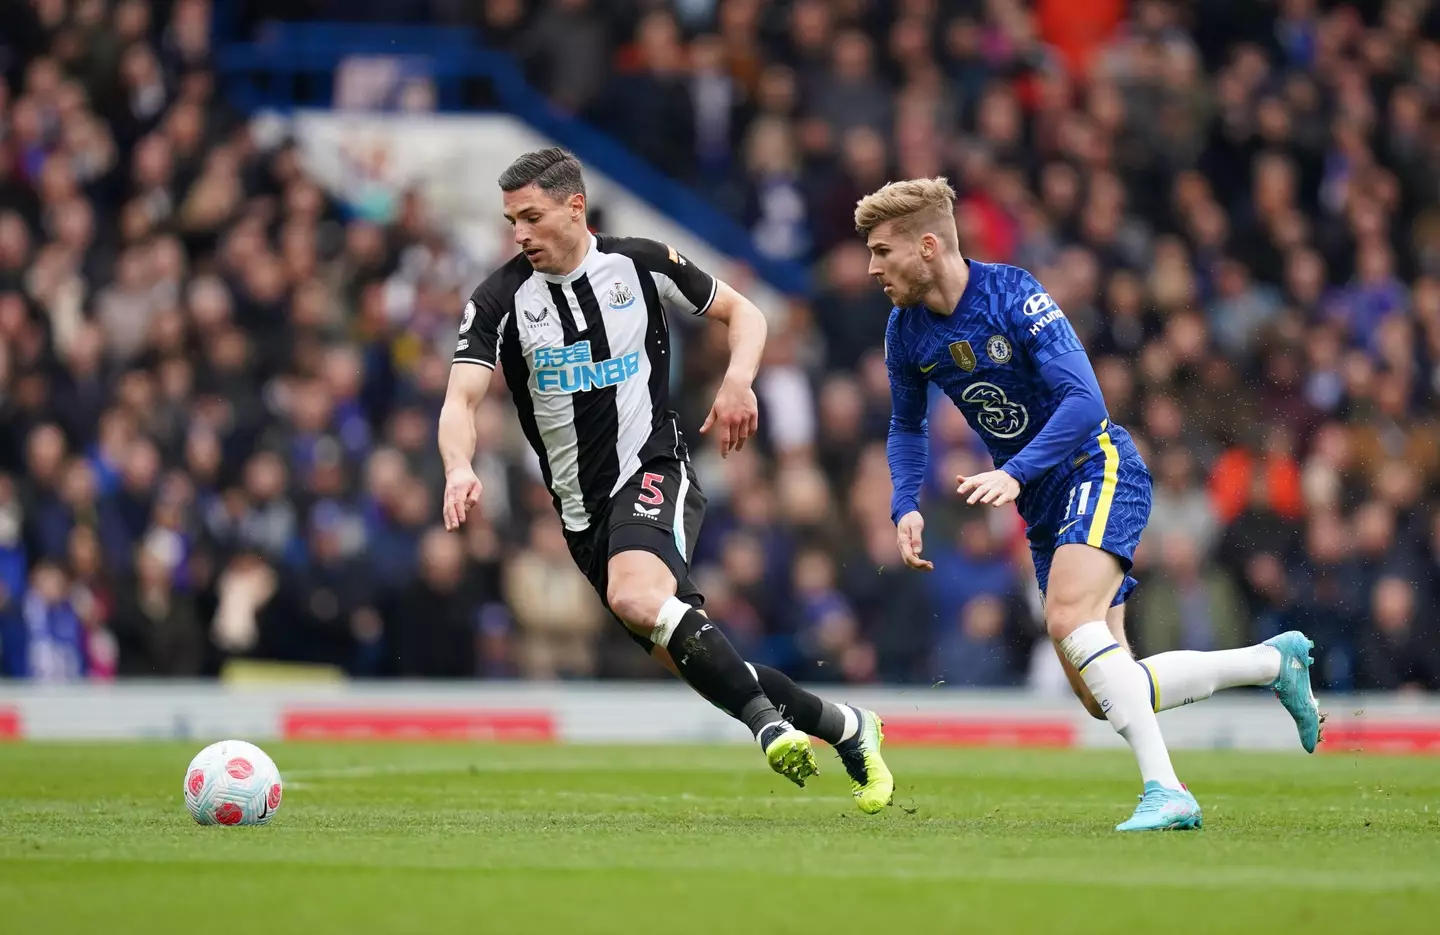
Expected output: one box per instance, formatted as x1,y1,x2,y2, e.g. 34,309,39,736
3,0,1440,693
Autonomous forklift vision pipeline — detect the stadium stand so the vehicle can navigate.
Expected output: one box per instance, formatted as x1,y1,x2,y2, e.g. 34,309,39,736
1,0,1439,693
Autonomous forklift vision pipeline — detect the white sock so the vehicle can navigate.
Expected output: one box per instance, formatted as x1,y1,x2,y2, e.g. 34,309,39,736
1060,621,1182,790
1138,646,1281,712
652,597,691,648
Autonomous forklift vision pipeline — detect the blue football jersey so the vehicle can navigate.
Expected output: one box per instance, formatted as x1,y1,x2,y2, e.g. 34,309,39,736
885,259,1114,472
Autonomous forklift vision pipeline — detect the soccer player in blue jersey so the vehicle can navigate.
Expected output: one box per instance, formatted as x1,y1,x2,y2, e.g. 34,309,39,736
857,178,1324,831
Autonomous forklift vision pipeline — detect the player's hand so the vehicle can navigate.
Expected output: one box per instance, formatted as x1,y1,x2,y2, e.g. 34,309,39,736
957,469,1021,507
442,466,483,531
896,511,934,571
700,376,759,458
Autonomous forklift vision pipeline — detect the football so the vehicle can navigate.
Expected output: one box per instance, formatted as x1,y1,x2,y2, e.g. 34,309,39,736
183,740,284,826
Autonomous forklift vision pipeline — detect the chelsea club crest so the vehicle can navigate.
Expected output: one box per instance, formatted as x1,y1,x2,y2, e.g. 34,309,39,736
986,334,1013,365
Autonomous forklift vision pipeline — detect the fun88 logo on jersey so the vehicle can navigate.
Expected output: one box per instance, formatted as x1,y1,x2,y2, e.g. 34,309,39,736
534,342,642,395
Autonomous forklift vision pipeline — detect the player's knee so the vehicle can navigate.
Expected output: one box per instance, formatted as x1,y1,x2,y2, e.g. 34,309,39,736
1044,579,1112,641
1044,598,1093,642
606,581,667,635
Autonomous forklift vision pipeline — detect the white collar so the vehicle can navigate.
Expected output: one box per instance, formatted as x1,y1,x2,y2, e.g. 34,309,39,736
536,233,599,284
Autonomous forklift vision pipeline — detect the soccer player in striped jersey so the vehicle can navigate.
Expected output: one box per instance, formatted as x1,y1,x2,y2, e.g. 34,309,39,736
439,148,893,811
858,178,1322,831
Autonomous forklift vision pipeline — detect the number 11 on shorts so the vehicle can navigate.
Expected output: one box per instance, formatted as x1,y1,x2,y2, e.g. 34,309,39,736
1066,481,1093,519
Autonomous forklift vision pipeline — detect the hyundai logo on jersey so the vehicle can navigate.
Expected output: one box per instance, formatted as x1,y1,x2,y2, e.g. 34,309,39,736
1022,292,1059,316
1028,308,1065,336
534,341,641,395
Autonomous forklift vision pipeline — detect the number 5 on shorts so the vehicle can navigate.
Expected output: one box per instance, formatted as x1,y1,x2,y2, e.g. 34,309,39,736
639,472,665,505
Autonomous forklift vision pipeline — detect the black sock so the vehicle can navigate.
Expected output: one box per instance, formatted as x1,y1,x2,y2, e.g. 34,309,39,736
751,664,848,745
668,611,782,736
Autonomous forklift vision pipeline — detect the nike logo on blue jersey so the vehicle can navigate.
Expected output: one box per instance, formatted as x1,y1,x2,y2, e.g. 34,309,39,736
919,361,938,373
1057,519,1081,537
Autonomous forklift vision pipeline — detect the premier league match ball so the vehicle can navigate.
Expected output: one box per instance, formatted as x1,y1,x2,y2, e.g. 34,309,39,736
183,740,284,826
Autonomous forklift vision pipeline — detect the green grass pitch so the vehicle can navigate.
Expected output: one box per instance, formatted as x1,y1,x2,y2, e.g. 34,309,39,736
2,742,1438,934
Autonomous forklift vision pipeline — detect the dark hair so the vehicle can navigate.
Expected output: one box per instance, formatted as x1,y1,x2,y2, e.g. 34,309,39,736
497,148,586,199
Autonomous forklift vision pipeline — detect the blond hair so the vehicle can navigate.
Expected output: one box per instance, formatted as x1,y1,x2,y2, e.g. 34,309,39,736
854,177,958,246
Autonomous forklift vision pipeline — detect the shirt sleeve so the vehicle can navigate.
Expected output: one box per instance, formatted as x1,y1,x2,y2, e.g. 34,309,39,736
614,236,718,315
1008,272,1084,366
999,350,1109,486
884,310,930,524
453,276,509,369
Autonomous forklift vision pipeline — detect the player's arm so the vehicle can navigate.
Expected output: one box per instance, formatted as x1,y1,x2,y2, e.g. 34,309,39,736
439,289,504,530
439,363,492,530
999,281,1104,487
958,281,1102,507
998,352,1107,487
616,236,760,457
700,280,766,457
884,314,933,571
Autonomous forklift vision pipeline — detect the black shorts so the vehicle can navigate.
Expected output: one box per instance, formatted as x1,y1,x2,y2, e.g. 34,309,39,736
564,457,708,651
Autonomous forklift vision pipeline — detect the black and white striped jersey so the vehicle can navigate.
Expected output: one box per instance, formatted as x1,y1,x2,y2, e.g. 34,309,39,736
452,234,717,532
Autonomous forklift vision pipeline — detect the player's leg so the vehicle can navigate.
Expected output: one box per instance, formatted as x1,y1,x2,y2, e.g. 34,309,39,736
1136,634,1324,753
1035,522,1138,723
606,548,817,785
1046,544,1200,830
1054,602,1132,721
653,644,893,813
1137,640,1278,711
1059,602,1257,718
652,645,855,744
602,459,820,784
1038,438,1201,829
1045,545,1180,788
747,663,854,743
1057,603,1325,752
750,663,893,812
1059,601,1323,751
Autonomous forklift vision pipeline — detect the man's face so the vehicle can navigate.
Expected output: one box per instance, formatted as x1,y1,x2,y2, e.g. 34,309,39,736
866,219,931,307
503,183,584,273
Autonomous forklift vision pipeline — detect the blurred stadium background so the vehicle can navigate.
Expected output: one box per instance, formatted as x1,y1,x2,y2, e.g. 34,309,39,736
2,0,1440,736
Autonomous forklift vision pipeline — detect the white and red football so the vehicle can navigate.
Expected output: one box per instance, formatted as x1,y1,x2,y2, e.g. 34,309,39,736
183,740,283,826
